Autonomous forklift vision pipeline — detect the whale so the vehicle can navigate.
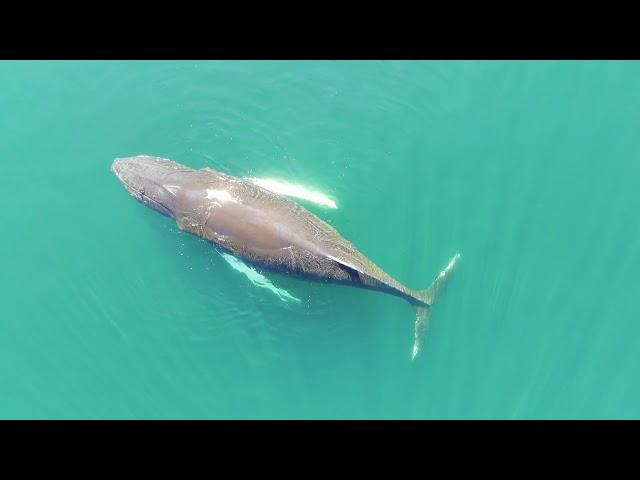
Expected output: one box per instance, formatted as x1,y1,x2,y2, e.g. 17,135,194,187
112,155,461,359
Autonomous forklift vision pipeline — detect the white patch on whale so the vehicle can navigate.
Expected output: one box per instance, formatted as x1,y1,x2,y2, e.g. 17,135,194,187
206,189,236,204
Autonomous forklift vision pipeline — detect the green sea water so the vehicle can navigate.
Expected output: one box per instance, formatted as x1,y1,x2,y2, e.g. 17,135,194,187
1,60,639,419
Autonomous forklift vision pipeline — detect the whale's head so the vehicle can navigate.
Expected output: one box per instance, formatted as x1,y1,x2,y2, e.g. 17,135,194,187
112,155,191,218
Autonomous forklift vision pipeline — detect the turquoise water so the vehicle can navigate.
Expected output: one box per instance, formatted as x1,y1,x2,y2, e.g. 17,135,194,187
1,60,639,419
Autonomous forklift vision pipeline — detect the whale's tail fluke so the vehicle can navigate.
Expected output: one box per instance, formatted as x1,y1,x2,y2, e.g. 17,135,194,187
411,253,462,361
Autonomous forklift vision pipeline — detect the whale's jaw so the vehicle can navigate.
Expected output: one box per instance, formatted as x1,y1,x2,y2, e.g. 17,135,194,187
111,155,190,218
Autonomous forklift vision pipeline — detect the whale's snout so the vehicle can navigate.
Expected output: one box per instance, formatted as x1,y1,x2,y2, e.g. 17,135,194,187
112,155,190,218
111,156,147,188
111,156,127,178
111,156,136,193
112,155,168,183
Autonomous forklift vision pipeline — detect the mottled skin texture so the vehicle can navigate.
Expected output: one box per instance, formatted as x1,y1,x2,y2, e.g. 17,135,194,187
112,155,460,359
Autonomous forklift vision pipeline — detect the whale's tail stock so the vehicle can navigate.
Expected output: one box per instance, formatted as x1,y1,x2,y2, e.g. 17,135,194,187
411,253,462,361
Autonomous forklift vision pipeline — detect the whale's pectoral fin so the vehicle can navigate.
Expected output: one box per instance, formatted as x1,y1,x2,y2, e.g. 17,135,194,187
411,253,462,361
244,177,338,209
218,251,302,304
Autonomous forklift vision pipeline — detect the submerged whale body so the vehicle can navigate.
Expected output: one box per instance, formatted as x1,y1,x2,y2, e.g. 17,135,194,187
112,155,461,359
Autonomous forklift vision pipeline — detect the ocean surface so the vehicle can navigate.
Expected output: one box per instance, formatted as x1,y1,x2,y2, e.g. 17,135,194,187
1,60,639,419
